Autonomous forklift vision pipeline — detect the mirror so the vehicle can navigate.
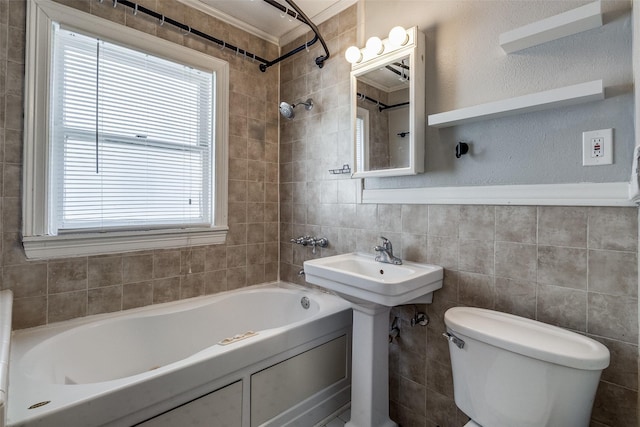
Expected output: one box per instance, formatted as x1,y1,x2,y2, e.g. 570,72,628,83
349,27,425,178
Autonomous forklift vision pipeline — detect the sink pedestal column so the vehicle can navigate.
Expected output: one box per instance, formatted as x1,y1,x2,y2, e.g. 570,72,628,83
346,304,397,427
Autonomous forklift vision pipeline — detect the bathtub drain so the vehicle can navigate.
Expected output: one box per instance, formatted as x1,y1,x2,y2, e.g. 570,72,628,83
301,296,310,309
28,401,51,410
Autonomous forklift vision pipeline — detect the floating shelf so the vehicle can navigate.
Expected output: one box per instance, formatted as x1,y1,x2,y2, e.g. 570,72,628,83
427,79,604,128
500,0,602,54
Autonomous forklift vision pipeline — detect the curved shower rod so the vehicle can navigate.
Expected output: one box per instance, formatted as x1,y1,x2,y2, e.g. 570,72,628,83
92,0,329,73
260,0,331,72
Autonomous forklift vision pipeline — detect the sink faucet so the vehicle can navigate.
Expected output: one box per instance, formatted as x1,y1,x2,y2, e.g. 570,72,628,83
374,236,402,265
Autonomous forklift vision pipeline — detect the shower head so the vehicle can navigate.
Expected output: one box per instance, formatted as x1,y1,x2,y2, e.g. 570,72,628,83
279,101,295,119
279,98,314,120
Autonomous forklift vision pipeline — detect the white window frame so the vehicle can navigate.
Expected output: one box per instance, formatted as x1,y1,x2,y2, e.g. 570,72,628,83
23,0,229,259
356,106,370,172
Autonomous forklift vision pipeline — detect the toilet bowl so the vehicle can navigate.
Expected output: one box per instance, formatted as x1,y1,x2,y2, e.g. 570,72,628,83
444,307,609,427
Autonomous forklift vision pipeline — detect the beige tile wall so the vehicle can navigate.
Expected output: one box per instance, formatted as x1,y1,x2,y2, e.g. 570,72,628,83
2,0,638,425
0,0,279,329
279,6,638,427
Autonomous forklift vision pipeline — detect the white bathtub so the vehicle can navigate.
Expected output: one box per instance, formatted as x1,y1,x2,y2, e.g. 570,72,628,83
8,282,352,427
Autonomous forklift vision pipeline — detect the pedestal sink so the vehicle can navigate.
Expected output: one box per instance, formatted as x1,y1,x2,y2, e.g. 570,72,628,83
303,252,443,427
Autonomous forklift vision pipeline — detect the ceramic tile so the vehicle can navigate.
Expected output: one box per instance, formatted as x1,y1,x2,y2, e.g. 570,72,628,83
538,206,587,248
495,205,537,243
537,245,587,289
588,249,637,297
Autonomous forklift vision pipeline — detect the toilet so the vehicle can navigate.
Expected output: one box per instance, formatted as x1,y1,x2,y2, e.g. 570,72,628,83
444,307,610,427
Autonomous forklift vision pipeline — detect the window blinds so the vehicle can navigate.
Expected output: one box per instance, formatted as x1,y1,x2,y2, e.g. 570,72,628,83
50,26,214,233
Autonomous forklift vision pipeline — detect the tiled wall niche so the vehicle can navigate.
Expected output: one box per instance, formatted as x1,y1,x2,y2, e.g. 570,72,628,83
0,0,280,329
278,6,638,427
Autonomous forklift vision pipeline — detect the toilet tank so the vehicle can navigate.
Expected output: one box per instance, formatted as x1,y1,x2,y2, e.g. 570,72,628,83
444,307,609,427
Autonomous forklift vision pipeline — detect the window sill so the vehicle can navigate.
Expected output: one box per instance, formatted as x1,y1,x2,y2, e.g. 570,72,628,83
22,227,228,260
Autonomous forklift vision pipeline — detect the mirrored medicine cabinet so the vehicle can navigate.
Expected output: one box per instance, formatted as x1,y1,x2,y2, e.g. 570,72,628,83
348,26,425,178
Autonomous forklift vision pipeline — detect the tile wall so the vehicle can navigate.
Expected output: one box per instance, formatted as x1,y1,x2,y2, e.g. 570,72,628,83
279,6,639,427
0,0,279,329
1,0,638,425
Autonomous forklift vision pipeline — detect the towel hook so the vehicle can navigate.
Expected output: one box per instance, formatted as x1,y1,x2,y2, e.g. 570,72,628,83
112,0,117,7
133,3,138,15
220,41,225,51
182,26,191,36
280,7,288,18
455,141,469,159
159,15,165,26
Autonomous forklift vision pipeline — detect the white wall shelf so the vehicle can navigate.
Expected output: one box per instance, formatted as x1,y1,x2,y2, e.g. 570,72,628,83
499,0,602,54
361,182,634,207
427,79,604,128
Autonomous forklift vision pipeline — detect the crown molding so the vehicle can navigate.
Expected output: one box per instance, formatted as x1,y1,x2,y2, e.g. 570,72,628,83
279,0,358,46
177,0,280,45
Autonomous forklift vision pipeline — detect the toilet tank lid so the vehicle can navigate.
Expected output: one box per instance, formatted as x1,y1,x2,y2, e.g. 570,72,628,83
444,307,610,370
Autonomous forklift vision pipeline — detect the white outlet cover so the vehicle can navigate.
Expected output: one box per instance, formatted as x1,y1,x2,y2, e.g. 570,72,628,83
582,128,613,166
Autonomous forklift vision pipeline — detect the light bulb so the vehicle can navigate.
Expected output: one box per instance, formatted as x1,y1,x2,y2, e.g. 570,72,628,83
365,36,384,55
345,46,362,64
388,26,409,47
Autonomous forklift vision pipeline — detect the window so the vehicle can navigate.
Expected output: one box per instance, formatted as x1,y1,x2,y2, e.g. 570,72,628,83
356,107,370,172
23,0,229,259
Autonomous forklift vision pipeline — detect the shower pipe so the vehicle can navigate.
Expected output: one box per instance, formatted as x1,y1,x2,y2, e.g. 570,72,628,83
260,0,330,72
94,0,328,73
357,93,409,112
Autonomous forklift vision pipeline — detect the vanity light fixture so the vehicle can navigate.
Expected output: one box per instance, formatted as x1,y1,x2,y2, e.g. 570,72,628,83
344,26,411,64
345,46,363,64
388,26,409,47
365,36,384,55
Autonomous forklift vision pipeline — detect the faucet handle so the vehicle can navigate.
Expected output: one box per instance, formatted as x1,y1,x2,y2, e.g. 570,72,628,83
380,236,392,250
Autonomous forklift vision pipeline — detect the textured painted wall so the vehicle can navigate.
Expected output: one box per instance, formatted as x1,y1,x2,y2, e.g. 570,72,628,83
362,0,634,188
1,0,280,329
279,3,638,426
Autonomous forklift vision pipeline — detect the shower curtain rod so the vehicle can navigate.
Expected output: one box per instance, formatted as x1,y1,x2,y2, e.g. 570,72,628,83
260,0,331,72
357,93,409,112
95,0,328,73
98,0,269,65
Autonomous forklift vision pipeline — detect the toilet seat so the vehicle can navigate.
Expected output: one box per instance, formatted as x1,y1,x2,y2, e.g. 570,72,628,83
463,420,482,427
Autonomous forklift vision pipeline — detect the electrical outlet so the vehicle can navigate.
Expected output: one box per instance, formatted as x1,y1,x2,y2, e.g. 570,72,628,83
583,129,613,166
591,137,604,157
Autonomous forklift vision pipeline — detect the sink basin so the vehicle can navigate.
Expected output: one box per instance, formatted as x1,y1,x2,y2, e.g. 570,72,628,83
303,252,443,307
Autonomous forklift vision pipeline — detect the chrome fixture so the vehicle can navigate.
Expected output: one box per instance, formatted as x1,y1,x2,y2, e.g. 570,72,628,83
443,332,465,349
374,236,402,265
300,296,310,309
279,99,313,120
290,235,328,254
411,312,429,327
328,164,351,175
389,316,400,343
